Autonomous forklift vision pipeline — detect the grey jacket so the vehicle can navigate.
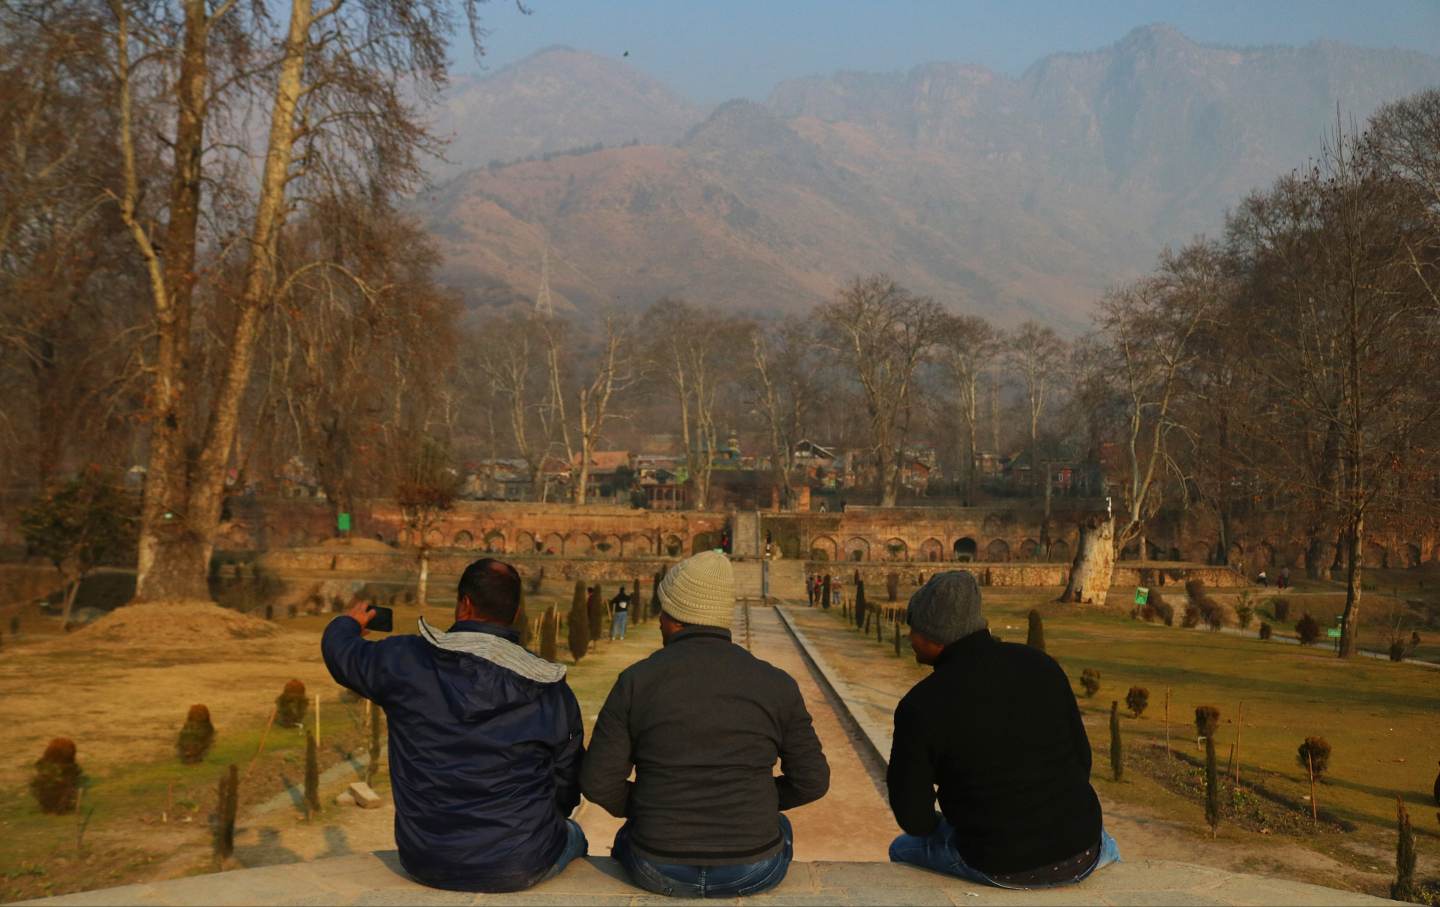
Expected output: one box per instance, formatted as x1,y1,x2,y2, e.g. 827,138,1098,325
581,626,829,864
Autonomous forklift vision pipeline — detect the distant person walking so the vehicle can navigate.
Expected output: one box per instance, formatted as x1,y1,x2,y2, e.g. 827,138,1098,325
582,551,829,898
610,586,631,640
322,559,586,892
887,571,1118,889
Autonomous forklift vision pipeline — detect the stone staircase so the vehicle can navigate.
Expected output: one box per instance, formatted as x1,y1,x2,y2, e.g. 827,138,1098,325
731,557,806,602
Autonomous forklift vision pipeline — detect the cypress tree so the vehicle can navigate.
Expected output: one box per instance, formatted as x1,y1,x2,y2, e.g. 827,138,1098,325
214,764,238,866
304,730,321,819
587,586,606,644
1026,609,1046,651
1392,796,1417,902
893,616,902,656
540,607,558,662
821,574,831,609
651,569,664,618
1110,701,1123,782
1204,734,1220,835
177,704,216,764
855,579,868,629
567,581,589,664
876,607,885,642
886,572,899,602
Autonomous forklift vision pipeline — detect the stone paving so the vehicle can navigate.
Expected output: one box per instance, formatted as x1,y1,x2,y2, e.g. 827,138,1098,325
18,851,1392,905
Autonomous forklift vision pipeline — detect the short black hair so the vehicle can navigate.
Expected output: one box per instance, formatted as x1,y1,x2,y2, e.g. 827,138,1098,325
456,558,521,624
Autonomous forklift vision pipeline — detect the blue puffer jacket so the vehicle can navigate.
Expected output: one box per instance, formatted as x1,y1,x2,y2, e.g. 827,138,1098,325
322,615,583,892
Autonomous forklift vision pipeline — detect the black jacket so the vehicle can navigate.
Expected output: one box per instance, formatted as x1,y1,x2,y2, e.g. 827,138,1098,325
322,616,583,892
581,626,829,864
887,630,1102,876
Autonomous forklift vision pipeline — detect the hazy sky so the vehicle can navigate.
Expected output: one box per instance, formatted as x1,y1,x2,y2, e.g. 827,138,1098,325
457,0,1440,102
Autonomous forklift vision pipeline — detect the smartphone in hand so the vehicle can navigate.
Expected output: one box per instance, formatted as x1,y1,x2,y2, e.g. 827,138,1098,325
368,605,394,633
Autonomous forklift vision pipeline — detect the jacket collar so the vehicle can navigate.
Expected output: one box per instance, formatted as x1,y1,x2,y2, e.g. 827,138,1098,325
934,628,996,669
418,616,566,684
446,619,520,642
663,625,732,647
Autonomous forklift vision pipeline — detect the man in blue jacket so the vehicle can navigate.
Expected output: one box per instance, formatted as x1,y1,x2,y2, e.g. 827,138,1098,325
322,558,586,892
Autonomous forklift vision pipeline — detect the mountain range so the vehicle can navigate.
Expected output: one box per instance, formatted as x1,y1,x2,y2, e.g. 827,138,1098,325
417,26,1440,326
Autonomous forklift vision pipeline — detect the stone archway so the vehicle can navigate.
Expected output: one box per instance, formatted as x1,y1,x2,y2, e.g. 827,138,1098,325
1049,540,1070,563
883,538,908,561
541,532,564,555
692,531,718,554
986,539,1011,562
515,531,537,554
810,535,838,562
595,534,622,557
625,534,654,557
663,534,684,557
953,538,977,562
425,528,443,548
1404,543,1422,568
919,538,944,562
483,530,505,553
452,530,474,549
1019,538,1039,561
569,534,593,557
845,537,871,562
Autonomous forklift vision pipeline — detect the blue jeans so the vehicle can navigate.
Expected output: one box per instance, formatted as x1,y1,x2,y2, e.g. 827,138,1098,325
536,819,589,884
611,611,629,639
613,815,793,898
889,818,1119,890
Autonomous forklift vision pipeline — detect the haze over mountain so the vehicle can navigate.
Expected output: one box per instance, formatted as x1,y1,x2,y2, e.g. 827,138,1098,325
419,25,1440,326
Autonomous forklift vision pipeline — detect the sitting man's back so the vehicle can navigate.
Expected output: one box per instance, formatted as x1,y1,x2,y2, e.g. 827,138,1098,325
888,571,1118,889
322,559,586,892
582,550,830,898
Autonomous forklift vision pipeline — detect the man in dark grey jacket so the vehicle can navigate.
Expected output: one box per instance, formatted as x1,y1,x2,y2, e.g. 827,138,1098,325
582,550,829,898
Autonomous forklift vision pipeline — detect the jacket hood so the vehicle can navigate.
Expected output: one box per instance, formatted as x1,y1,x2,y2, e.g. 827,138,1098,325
417,617,567,721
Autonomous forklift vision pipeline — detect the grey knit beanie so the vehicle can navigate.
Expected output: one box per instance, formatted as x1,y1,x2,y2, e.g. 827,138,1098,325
907,571,986,647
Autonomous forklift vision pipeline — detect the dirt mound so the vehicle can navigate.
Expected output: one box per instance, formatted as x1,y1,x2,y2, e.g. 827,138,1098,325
71,600,279,647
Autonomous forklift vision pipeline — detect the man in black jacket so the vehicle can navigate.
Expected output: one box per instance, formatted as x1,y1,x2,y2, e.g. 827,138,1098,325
887,571,1119,889
322,558,586,892
582,550,830,898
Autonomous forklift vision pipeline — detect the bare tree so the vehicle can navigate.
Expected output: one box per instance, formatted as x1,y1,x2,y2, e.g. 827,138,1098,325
819,275,943,507
105,0,495,603
477,311,561,499
1004,321,1066,494
935,314,999,504
548,313,636,505
747,317,817,510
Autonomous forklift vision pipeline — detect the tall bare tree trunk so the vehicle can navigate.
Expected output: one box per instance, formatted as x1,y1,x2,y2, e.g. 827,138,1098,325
416,547,429,617
1061,516,1115,605
1339,514,1363,657
134,0,312,601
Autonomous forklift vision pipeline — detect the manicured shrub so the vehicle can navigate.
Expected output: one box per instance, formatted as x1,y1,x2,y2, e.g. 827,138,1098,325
1235,599,1254,631
1297,736,1331,779
1182,603,1202,628
177,704,215,764
1026,609,1045,652
1204,604,1225,631
1194,705,1220,739
527,566,545,594
567,581,589,664
1151,591,1175,626
1139,603,1157,622
1296,613,1321,646
821,574,832,610
1109,701,1123,782
303,729,320,818
1080,668,1101,698
1271,598,1291,622
540,607,558,662
1125,686,1149,719
886,572,899,602
214,764,238,865
275,679,307,727
31,738,83,814
854,580,868,629
893,619,902,656
1259,622,1273,640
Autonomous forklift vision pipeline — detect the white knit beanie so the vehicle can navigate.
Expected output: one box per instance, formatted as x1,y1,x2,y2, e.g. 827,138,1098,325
659,550,734,629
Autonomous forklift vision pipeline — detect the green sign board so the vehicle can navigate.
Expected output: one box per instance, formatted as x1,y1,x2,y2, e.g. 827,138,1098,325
1134,587,1150,605
1326,627,1342,639
337,512,352,533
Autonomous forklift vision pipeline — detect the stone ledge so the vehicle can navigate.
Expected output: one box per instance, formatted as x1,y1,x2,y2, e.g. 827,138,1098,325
15,854,1391,906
